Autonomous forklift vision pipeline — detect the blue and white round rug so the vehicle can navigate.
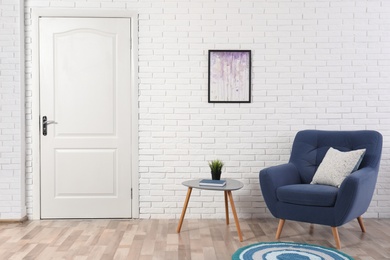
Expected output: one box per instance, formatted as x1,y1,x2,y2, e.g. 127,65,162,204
232,242,353,260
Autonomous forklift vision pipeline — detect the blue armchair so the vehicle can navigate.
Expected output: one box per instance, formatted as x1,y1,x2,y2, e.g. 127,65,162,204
260,130,383,249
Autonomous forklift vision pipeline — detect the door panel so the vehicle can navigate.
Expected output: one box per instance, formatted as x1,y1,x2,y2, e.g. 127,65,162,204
55,29,116,136
39,17,132,218
55,149,116,196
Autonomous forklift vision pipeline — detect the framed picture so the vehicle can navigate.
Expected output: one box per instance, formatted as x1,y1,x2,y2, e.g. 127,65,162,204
208,50,251,103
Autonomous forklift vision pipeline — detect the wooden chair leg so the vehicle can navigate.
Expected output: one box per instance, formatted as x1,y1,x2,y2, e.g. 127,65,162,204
357,216,366,233
276,219,285,239
331,227,341,249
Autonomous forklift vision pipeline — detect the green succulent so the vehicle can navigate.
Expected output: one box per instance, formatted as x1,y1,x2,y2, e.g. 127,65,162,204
208,159,224,173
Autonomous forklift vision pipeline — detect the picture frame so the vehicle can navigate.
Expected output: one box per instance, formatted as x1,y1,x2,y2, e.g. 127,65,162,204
208,50,251,103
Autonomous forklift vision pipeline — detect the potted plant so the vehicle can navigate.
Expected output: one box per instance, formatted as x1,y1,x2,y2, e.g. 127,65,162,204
208,159,224,180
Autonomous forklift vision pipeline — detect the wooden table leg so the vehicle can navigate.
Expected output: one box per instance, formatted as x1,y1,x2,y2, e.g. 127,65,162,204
176,187,192,233
224,191,229,225
227,191,243,242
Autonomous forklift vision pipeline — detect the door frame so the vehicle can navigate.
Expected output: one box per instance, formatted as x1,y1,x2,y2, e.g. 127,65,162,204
31,9,139,219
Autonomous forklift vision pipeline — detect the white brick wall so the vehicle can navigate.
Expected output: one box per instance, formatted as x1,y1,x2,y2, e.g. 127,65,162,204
0,0,25,219
21,0,390,219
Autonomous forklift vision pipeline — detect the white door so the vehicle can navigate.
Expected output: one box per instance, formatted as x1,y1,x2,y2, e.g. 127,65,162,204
39,17,132,218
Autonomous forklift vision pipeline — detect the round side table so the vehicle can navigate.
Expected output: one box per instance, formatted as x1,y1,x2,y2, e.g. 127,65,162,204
176,179,244,242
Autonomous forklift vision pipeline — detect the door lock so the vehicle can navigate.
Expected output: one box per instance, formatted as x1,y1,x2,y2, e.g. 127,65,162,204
42,116,57,136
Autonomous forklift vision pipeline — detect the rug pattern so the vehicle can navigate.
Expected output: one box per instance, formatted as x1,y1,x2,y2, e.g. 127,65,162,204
232,242,353,260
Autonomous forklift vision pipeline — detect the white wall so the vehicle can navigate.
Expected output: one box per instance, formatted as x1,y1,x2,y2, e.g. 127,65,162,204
0,0,25,220
20,0,390,219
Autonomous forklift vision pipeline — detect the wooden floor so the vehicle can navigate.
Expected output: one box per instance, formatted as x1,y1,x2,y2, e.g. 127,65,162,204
0,218,389,259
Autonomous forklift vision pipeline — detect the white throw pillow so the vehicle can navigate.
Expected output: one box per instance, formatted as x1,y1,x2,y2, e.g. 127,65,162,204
311,147,366,187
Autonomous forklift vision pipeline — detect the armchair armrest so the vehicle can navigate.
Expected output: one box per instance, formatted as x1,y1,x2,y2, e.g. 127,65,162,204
260,163,301,188
259,163,301,217
335,167,379,226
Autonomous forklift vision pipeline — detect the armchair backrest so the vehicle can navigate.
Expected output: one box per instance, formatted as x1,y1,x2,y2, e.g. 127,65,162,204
289,130,383,184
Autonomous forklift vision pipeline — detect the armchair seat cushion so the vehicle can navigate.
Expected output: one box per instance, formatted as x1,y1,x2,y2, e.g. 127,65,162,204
277,184,339,207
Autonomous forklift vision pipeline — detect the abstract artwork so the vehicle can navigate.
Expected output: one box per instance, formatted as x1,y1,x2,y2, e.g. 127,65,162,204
208,50,251,103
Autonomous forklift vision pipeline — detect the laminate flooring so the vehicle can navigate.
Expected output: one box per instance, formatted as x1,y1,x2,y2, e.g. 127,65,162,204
0,218,389,259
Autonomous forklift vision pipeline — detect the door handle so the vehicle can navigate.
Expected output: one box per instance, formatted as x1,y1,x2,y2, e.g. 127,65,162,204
42,116,57,136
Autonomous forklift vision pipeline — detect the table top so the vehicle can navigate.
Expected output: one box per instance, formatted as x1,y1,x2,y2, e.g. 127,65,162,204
182,179,243,191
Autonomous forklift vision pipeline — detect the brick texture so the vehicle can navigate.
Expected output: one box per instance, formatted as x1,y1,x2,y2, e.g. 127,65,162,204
21,0,390,219
0,0,25,219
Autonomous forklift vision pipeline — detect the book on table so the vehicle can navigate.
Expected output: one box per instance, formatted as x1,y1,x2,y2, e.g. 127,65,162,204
199,179,226,187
